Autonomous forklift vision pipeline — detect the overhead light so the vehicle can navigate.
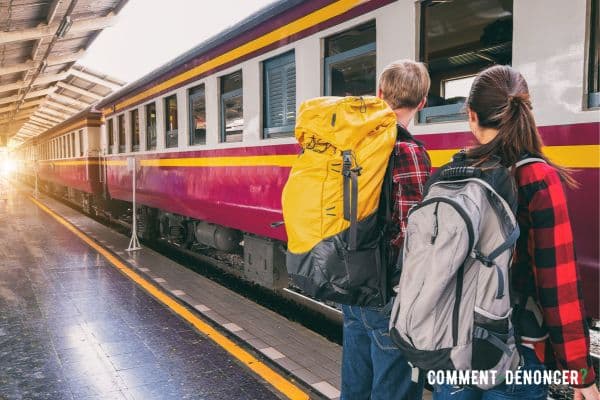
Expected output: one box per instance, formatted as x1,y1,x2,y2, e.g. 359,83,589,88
56,16,73,38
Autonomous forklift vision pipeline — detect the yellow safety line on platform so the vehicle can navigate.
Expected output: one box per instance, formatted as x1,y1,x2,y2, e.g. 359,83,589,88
28,195,310,400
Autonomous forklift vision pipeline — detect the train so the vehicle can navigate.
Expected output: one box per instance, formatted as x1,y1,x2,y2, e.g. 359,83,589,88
14,0,600,318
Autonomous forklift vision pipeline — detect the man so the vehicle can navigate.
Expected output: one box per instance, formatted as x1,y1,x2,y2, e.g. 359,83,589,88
341,60,432,400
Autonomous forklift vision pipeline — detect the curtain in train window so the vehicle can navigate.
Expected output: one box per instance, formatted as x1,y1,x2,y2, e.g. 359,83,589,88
146,103,157,150
324,21,376,96
118,114,126,153
70,132,75,158
165,95,178,148
189,85,206,145
220,71,243,143
419,0,513,123
108,119,115,154
130,109,140,152
263,51,296,138
589,0,599,108
78,130,84,156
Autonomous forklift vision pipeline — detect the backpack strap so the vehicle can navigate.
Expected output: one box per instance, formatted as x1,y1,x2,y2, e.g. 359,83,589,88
342,150,361,251
513,157,547,169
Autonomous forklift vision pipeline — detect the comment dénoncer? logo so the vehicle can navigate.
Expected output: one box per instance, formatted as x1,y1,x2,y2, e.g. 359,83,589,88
426,369,581,386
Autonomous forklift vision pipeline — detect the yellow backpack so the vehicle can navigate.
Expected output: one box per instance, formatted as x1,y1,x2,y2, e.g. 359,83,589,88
282,96,397,306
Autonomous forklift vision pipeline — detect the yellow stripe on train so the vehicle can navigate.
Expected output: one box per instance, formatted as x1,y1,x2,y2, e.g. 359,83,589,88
44,144,599,169
428,145,600,169
105,0,364,114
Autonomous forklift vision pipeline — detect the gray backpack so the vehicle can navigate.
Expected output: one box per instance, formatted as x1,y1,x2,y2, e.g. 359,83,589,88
389,154,545,390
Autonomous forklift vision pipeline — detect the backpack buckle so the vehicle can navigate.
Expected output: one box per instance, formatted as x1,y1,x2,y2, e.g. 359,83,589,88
472,249,494,267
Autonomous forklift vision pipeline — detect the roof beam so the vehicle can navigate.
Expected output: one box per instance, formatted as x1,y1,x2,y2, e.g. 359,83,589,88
0,14,116,45
0,112,36,124
0,99,44,114
0,88,54,106
27,119,53,129
30,115,59,126
43,100,81,114
32,112,63,124
56,81,104,100
48,92,92,108
0,72,68,94
69,68,122,90
0,52,85,76
22,123,45,133
47,0,64,25
37,106,72,120
20,126,44,135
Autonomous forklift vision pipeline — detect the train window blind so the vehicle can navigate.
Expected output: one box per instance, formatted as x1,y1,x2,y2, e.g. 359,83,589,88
324,21,376,96
146,103,157,150
70,132,75,158
589,0,599,108
419,0,513,123
188,85,206,145
131,109,140,152
263,51,296,138
165,95,179,148
118,114,126,153
108,118,114,154
220,71,243,143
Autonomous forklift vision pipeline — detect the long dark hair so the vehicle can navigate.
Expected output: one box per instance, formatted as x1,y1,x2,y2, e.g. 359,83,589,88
466,65,576,187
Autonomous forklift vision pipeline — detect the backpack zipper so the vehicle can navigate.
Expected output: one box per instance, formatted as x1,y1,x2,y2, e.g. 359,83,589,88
431,202,440,244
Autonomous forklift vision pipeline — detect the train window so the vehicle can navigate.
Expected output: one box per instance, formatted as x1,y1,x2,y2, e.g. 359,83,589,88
130,109,140,152
164,95,178,148
324,21,376,96
263,51,296,138
188,85,206,145
108,118,115,154
118,114,126,153
78,130,84,156
146,103,157,150
419,0,513,123
220,71,243,143
589,0,599,108
70,132,75,158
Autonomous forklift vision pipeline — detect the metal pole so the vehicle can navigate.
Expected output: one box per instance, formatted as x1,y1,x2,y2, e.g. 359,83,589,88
127,157,141,251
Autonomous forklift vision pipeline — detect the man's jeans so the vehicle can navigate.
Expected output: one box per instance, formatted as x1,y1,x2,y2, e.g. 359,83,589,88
433,346,548,400
341,304,424,400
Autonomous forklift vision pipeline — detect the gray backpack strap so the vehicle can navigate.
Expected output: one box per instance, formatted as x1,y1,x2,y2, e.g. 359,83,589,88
513,157,547,169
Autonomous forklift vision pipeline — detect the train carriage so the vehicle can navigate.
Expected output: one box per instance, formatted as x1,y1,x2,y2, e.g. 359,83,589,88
18,0,600,317
19,109,105,213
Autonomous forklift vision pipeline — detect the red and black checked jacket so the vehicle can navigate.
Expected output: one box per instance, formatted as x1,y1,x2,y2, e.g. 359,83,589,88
514,162,596,388
389,125,431,253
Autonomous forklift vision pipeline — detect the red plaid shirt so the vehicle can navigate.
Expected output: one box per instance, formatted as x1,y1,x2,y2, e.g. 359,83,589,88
514,162,596,388
390,125,431,251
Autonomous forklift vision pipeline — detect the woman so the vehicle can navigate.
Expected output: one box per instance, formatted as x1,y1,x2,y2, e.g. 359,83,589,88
434,65,598,400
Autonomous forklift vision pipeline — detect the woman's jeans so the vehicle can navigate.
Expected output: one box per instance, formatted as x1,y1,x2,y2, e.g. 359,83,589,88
433,346,548,400
341,304,424,400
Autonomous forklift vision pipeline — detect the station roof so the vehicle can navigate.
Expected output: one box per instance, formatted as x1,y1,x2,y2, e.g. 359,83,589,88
0,0,128,146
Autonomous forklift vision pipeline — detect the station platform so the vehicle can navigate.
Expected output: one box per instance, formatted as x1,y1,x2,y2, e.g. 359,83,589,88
0,184,343,400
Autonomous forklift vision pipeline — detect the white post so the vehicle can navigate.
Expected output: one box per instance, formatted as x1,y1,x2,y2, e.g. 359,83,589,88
126,156,141,251
33,159,39,198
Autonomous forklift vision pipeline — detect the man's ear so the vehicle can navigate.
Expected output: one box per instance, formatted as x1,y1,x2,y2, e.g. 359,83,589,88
467,107,478,124
417,97,427,111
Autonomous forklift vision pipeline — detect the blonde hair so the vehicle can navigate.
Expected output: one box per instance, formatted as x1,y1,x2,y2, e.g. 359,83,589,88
378,60,430,109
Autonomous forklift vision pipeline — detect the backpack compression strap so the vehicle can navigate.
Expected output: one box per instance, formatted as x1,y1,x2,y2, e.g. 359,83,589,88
342,150,361,251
